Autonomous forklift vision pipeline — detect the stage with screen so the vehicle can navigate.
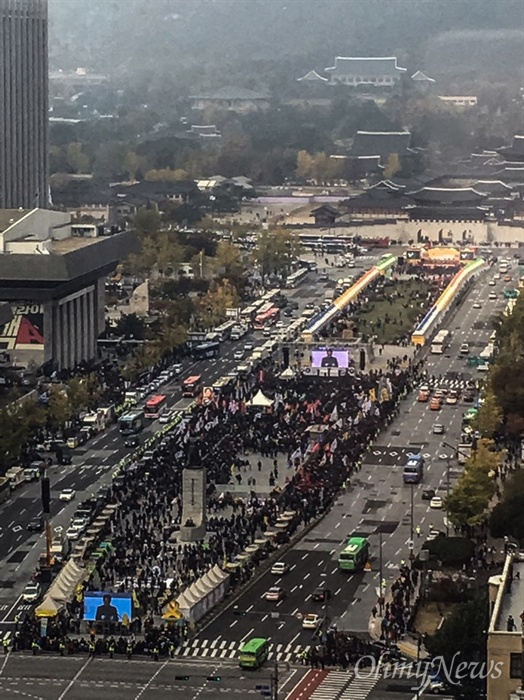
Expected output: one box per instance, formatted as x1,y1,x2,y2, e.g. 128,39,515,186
311,348,349,369
84,592,132,622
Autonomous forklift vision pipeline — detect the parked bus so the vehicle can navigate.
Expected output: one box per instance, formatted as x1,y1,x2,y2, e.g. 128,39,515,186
144,394,167,419
182,375,202,397
213,320,236,342
431,330,451,355
254,306,280,330
118,410,144,435
403,454,424,484
286,267,308,288
239,638,269,669
338,536,370,572
193,341,220,360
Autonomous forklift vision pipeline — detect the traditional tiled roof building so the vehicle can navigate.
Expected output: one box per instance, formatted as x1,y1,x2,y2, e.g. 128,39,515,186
324,56,406,86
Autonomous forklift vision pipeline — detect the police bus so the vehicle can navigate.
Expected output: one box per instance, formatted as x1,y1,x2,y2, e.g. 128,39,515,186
118,410,144,435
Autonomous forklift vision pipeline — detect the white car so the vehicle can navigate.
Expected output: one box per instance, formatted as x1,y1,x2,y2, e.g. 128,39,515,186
302,613,321,630
234,350,244,360
158,412,172,424
433,424,445,435
489,280,496,286
473,302,481,309
270,562,289,576
22,582,41,603
430,496,443,509
59,488,76,502
446,391,458,405
488,292,497,300
172,363,183,376
244,343,254,352
493,274,500,280
264,587,285,602
477,363,490,372
66,526,82,541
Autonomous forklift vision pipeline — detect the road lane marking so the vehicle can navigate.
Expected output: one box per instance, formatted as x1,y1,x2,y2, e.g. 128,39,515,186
57,655,92,700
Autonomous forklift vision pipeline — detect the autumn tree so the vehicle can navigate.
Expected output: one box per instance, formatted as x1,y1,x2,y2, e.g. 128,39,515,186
196,280,239,327
46,388,73,432
474,390,503,438
444,439,502,530
490,470,524,546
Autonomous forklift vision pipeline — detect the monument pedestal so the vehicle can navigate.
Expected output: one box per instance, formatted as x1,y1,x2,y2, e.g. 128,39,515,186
179,467,206,542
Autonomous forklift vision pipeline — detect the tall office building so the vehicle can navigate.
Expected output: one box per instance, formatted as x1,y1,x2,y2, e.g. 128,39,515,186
0,0,48,209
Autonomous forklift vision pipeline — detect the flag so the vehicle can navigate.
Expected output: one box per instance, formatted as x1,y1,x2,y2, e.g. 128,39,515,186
330,406,338,422
331,437,338,453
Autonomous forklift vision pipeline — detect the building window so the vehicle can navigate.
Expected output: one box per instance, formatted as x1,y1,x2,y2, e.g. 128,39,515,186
510,653,523,679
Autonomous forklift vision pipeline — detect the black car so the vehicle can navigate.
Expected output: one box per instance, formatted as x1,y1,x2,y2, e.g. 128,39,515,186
422,489,436,501
124,436,140,448
312,587,331,602
27,516,43,532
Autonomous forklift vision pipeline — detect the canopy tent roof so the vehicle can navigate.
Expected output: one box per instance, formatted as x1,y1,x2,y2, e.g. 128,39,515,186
279,367,294,379
246,390,274,407
35,595,61,619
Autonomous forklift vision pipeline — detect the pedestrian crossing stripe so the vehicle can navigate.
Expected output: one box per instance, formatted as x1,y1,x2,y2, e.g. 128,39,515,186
423,378,473,390
177,638,310,661
310,671,350,699
339,674,379,699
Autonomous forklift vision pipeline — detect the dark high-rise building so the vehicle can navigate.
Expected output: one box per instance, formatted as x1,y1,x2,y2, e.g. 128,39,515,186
0,0,48,209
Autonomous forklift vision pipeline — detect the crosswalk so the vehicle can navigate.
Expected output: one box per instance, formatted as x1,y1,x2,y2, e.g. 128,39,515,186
423,378,473,391
340,673,379,699
308,671,379,700
310,671,350,699
177,637,310,662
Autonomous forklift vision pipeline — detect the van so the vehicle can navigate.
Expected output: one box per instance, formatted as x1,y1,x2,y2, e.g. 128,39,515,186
239,638,270,669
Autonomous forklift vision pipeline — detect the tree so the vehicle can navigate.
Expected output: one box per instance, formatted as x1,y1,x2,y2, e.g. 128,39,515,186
0,406,30,467
444,439,502,530
425,593,488,695
252,228,302,282
132,208,162,238
115,313,148,340
490,470,524,546
66,142,90,173
196,280,239,327
383,152,401,179
46,388,72,431
474,390,503,438
65,378,91,415
212,241,246,289
145,168,189,181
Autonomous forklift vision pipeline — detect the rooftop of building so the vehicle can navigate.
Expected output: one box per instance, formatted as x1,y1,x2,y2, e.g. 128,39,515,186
0,209,32,233
490,552,524,633
351,130,412,158
325,56,407,75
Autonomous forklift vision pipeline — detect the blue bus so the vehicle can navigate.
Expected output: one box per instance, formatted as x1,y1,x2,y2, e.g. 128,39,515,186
193,341,220,360
403,454,424,484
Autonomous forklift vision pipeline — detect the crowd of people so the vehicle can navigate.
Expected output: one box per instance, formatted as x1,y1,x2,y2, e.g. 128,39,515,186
10,346,428,657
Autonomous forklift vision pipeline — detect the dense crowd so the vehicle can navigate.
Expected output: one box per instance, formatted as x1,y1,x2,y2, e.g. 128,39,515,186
13,347,428,656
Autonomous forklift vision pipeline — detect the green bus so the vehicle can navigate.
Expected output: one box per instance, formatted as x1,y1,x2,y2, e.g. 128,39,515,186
239,637,270,669
338,536,370,572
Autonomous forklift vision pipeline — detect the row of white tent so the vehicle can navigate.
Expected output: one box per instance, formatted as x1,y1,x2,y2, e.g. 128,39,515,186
165,564,230,624
35,558,88,618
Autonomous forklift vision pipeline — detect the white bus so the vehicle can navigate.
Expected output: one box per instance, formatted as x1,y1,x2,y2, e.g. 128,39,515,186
213,320,236,341
286,267,308,288
431,330,451,354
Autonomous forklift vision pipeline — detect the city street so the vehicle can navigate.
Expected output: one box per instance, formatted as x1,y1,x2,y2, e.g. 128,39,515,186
0,254,506,700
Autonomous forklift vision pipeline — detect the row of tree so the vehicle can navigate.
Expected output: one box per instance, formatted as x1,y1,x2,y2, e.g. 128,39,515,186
0,376,101,469
445,291,524,543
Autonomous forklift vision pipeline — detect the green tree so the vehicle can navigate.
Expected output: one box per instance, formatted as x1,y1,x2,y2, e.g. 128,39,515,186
212,241,246,288
490,470,524,546
65,378,91,415
132,208,162,238
0,407,30,467
66,142,90,173
425,593,488,694
252,228,301,282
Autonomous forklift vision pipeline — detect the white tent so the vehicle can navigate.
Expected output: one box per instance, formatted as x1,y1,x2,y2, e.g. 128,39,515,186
279,367,294,379
246,390,274,407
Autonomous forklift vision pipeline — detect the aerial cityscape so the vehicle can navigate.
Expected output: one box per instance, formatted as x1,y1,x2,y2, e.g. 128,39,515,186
0,1,523,699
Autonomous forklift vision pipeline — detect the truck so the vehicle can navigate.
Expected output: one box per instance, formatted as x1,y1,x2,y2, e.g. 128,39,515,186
457,443,472,465
50,533,70,563
82,405,114,434
5,466,24,489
